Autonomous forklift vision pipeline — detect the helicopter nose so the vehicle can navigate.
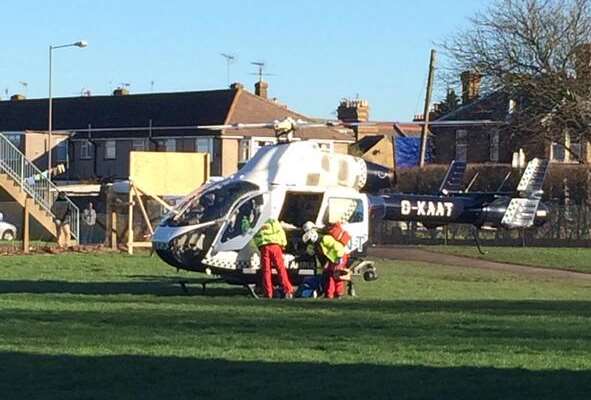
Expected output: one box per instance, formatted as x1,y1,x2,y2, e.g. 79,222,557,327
534,203,550,227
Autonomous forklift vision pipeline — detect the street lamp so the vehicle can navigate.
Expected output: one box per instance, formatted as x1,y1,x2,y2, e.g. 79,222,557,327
48,40,88,181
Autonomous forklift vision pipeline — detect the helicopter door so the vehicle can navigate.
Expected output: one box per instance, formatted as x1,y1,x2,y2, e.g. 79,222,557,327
322,196,369,253
213,192,270,253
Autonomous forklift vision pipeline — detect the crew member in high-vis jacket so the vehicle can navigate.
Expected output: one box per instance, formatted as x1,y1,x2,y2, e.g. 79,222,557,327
302,221,350,299
254,218,294,299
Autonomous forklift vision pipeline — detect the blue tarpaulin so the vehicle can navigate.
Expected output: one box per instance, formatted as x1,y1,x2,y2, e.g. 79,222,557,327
395,137,432,167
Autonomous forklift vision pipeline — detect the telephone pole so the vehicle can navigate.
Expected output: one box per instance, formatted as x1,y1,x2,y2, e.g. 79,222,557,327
419,49,436,168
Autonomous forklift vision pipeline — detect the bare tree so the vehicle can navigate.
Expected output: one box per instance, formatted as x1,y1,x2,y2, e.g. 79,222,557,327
442,0,591,161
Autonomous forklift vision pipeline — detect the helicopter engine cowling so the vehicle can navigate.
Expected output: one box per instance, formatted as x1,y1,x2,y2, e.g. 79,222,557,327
360,161,396,194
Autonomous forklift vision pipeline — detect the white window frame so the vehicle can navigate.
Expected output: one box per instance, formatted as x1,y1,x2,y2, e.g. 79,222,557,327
455,129,468,162
80,140,93,160
104,140,117,160
238,139,250,163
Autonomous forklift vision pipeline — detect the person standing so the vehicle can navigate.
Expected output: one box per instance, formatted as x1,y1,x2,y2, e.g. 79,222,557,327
254,218,294,299
302,222,350,299
50,192,72,248
83,202,97,244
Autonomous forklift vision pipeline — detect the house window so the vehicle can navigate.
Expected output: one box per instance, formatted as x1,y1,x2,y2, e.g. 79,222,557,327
550,142,565,162
455,129,468,162
253,139,274,156
5,134,21,161
196,137,213,157
165,139,176,152
5,134,21,149
239,139,250,163
105,140,117,160
80,140,93,160
550,132,581,163
132,139,146,151
570,142,582,161
489,130,499,162
55,140,68,163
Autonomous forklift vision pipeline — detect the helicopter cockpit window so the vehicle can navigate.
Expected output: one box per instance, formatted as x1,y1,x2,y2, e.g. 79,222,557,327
171,181,259,226
324,198,364,224
279,192,324,226
221,195,264,242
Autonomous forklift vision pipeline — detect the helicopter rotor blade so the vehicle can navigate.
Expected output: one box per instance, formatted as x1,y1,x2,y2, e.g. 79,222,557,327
196,118,504,132
196,122,277,131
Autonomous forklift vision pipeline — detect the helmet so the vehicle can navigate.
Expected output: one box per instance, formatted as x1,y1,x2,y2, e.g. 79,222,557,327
302,230,319,243
302,221,316,232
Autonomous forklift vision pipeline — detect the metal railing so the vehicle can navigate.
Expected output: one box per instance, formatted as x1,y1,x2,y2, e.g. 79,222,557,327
0,132,79,241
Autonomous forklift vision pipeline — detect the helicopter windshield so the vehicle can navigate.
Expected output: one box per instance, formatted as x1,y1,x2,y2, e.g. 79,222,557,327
169,181,259,226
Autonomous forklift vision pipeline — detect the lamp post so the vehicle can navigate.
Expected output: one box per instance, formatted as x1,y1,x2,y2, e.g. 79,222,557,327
48,40,87,181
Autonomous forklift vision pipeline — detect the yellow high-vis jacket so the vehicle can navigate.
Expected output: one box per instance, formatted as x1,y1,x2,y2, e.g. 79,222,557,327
254,218,287,248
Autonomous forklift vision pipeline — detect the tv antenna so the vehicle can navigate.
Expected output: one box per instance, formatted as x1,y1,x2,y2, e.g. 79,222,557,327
250,61,276,82
220,53,237,85
150,80,155,92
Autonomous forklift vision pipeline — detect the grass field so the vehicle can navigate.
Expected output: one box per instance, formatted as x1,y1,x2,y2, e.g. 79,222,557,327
1,253,590,399
424,245,591,273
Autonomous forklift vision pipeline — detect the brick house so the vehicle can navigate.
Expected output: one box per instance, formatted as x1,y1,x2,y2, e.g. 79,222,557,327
432,71,591,165
0,83,354,180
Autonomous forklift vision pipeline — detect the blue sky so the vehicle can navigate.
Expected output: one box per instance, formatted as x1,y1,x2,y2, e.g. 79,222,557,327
0,0,487,120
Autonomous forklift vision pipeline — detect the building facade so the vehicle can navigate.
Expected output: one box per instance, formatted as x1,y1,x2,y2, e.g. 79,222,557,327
432,71,591,165
0,84,354,181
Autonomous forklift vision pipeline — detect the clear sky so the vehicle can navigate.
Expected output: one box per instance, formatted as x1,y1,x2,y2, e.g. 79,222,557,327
0,0,488,121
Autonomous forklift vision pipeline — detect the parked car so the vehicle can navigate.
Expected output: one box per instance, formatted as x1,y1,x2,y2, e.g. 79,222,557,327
0,220,17,241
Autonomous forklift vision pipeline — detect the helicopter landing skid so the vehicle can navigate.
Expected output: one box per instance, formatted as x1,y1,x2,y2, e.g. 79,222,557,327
245,284,260,299
178,278,226,295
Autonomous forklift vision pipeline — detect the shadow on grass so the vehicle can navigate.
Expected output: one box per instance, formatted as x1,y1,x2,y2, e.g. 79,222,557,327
2,278,591,317
0,279,248,297
0,352,589,400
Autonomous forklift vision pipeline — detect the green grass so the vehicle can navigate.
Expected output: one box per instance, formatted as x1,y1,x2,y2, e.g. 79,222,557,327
1,253,591,399
423,245,591,273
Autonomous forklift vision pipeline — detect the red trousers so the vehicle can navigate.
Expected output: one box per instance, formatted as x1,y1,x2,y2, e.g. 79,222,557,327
325,254,349,299
260,244,294,298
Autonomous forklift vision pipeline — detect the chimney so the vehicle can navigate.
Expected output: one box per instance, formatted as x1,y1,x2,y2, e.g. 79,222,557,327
575,43,591,83
337,99,370,122
230,82,244,90
255,80,268,99
460,71,482,104
10,94,26,101
337,99,377,140
113,87,129,96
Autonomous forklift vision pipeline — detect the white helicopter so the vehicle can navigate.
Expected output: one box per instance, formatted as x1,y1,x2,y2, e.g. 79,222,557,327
152,117,549,295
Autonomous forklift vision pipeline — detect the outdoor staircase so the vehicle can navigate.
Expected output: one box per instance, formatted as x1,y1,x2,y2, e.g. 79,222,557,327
0,133,79,242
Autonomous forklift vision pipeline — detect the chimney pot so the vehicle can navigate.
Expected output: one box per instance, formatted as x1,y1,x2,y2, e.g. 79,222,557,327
10,94,26,101
230,82,244,90
113,88,129,96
